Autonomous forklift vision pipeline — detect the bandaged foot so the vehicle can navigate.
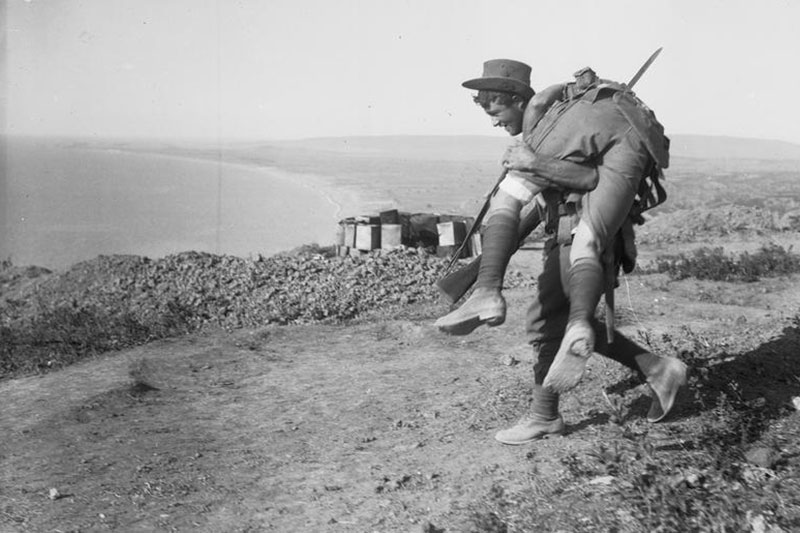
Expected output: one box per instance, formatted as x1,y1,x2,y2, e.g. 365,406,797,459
645,356,688,422
434,288,506,335
543,320,596,393
494,414,565,445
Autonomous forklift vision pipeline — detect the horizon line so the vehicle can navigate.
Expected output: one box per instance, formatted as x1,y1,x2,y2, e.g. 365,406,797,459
6,132,800,147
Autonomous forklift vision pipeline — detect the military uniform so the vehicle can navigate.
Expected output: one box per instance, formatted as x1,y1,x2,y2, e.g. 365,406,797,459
445,59,686,442
521,77,669,351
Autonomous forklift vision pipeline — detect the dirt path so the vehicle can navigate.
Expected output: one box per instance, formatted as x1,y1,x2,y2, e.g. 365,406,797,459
3,265,800,531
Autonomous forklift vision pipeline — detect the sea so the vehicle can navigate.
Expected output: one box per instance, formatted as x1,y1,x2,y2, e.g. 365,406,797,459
1,137,341,270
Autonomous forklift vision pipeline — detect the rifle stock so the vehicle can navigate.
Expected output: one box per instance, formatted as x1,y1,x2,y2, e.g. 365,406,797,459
436,254,481,304
444,169,508,272
436,203,543,304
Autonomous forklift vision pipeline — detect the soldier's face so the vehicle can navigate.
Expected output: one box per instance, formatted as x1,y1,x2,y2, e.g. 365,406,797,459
485,100,524,136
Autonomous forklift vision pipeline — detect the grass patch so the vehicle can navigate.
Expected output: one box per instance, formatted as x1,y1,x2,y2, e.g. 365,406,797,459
0,300,193,376
645,244,800,282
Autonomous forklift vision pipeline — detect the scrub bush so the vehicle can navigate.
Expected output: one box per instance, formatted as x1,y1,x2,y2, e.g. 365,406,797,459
647,244,800,281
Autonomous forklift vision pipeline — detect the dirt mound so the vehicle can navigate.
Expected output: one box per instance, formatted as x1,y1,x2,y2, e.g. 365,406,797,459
0,246,541,379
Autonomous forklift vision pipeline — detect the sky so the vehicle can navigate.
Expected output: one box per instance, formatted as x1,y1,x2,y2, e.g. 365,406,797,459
3,0,800,144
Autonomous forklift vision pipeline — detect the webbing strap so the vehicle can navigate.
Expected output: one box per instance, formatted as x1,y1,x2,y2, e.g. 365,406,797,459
603,246,616,344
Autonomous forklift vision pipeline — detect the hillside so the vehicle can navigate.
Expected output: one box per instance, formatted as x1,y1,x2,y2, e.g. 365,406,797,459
4,224,800,531
4,135,800,531
669,135,800,161
270,133,800,162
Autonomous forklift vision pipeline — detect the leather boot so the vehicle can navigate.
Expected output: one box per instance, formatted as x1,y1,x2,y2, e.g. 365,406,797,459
640,355,688,422
542,320,595,393
434,287,506,335
494,414,565,445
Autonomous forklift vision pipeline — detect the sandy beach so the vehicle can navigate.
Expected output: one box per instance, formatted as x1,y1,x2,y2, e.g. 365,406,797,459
3,138,380,270
244,164,368,223
105,140,398,224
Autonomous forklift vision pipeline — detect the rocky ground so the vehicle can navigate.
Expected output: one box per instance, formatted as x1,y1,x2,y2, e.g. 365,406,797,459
1,246,534,378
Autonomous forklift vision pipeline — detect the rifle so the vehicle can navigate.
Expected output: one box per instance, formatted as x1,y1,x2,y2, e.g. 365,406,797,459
437,201,542,304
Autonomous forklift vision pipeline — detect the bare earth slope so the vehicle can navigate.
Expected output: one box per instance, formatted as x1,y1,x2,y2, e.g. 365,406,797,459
3,247,800,532
4,136,800,531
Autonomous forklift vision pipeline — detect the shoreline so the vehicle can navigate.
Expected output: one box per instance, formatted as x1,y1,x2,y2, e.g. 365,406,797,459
7,140,380,270
95,145,378,223
228,162,363,223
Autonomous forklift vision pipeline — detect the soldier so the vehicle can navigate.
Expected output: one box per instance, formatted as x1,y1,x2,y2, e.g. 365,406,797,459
437,58,687,444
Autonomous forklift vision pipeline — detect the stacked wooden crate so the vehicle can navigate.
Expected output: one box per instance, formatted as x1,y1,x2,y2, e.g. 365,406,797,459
336,210,478,258
379,210,403,250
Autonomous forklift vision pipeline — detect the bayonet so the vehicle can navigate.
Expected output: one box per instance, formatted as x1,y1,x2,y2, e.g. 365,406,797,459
627,47,662,89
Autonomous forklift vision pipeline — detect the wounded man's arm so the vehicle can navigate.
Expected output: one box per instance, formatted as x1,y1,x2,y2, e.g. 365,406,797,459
523,84,566,136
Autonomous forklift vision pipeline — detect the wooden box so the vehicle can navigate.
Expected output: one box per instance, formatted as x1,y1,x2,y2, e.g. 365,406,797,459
437,220,467,247
355,224,381,250
381,224,402,250
343,223,357,248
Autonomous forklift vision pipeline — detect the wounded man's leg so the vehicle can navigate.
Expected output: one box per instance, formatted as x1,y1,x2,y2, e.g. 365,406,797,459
543,222,604,392
435,182,535,335
477,193,521,291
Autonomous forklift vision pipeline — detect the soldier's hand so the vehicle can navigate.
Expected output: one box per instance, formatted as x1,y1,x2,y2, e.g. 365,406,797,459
502,141,537,171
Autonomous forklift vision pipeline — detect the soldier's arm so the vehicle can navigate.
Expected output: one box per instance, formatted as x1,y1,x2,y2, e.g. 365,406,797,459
503,142,598,191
